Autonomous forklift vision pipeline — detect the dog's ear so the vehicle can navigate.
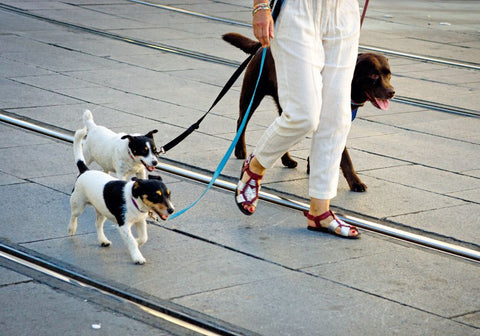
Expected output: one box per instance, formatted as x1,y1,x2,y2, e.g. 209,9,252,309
121,135,133,142
148,174,162,181
132,179,143,198
145,130,158,138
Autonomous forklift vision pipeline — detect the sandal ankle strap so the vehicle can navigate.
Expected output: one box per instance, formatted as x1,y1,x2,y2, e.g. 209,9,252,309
242,154,263,181
303,210,333,225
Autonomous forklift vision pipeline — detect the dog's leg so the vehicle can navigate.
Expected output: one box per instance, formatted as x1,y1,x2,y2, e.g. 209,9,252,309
134,221,148,247
94,211,112,247
340,147,367,192
235,74,267,160
68,191,86,236
117,223,146,265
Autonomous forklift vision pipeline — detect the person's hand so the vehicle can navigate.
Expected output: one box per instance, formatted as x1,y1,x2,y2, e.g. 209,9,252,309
252,4,274,47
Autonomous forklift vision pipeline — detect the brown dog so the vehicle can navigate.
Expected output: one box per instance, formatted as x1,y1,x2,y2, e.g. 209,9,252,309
223,32,395,192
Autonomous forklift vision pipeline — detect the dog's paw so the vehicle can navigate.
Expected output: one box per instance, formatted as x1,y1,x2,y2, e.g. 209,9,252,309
132,252,146,265
350,182,367,192
134,257,146,265
281,153,297,169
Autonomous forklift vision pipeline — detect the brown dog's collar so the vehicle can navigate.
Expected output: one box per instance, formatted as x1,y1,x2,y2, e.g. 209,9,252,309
351,100,366,107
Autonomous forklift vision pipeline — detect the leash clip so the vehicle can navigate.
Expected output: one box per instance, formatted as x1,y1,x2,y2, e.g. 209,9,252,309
155,147,166,156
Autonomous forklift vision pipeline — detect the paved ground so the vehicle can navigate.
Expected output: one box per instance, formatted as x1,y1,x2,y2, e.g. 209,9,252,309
0,0,479,335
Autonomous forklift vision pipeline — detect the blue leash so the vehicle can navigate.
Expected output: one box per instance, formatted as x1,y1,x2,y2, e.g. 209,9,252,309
168,48,268,220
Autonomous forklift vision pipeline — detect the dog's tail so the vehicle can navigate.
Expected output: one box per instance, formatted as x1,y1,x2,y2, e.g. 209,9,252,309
73,123,89,175
222,33,262,55
82,109,96,131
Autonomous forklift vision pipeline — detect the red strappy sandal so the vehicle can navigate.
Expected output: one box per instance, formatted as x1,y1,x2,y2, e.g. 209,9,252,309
303,210,360,239
235,154,262,215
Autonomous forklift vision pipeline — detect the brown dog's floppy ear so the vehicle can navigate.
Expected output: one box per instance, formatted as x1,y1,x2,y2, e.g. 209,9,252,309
121,135,133,141
145,130,158,138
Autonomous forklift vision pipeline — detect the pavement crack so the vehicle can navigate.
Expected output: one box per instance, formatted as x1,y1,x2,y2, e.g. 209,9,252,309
0,279,34,289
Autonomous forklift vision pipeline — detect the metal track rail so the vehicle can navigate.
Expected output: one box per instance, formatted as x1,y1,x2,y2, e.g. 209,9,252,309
1,113,479,262
0,3,478,118
392,96,480,118
0,242,249,336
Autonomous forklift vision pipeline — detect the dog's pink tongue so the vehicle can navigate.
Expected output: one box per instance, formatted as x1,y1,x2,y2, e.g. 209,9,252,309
375,98,390,110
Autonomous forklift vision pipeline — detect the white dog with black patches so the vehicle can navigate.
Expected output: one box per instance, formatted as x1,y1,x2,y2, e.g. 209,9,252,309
68,133,175,264
74,110,159,180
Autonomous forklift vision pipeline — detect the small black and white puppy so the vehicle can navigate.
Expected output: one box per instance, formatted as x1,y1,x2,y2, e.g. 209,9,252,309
68,136,175,265
74,110,159,180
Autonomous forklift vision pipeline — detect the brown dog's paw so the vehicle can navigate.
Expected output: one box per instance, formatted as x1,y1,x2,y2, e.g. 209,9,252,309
350,181,367,192
281,153,297,169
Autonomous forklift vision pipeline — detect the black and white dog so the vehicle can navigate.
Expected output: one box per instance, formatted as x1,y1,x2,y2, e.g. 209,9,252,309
74,110,159,180
68,134,175,265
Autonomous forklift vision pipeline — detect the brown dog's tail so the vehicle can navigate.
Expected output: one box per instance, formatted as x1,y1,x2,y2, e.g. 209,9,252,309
222,33,262,55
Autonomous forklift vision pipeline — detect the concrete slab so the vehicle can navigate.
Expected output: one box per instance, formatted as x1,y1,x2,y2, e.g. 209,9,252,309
0,123,52,148
0,181,92,243
0,172,25,186
0,265,172,336
351,130,480,173
0,142,75,179
24,226,293,300
391,203,480,246
0,57,55,78
174,271,476,336
269,174,465,218
0,264,31,286
0,78,80,109
362,164,480,195
306,247,479,317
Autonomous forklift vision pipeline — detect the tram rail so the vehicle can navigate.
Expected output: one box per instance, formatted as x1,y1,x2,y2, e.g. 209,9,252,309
1,112,479,263
0,241,252,336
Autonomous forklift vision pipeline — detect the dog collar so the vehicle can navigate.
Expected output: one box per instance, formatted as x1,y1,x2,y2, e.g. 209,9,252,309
127,148,135,161
131,197,147,213
351,100,366,121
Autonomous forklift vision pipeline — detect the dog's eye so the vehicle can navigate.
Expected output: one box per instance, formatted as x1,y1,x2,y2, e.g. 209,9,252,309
136,147,148,155
369,74,379,81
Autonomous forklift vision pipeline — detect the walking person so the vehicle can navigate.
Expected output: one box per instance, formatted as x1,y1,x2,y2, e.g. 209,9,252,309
235,0,361,238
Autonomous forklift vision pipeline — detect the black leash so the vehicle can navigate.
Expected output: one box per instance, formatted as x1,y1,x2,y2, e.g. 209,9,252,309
157,0,283,155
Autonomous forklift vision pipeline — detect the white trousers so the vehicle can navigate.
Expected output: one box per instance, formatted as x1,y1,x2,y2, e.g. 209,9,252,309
254,0,360,200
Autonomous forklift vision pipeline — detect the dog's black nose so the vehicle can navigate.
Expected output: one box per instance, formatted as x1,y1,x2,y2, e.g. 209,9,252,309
152,160,158,166
387,88,395,99
168,208,174,214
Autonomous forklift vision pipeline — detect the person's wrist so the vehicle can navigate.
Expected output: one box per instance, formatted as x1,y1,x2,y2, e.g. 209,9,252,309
252,2,270,16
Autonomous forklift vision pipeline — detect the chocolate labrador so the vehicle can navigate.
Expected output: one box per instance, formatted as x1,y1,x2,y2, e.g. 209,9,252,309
223,32,395,192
